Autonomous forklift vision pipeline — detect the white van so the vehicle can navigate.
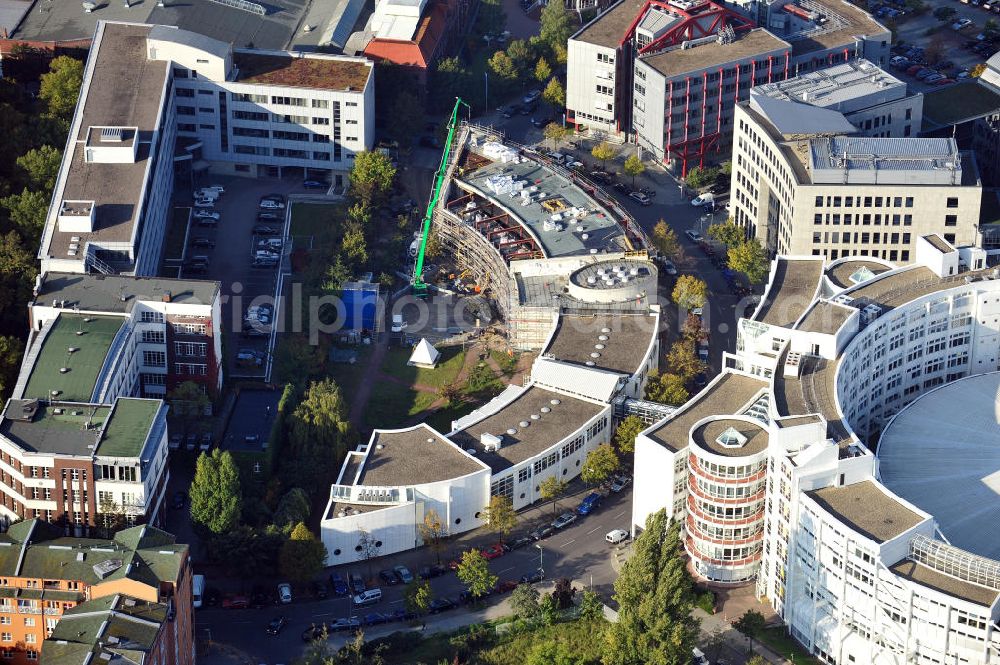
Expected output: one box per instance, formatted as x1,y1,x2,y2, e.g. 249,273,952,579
691,647,708,665
192,574,205,609
352,588,382,606
605,529,629,544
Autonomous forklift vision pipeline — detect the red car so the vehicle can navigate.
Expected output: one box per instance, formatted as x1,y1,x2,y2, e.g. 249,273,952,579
221,595,249,609
447,558,461,571
493,580,518,594
481,544,505,560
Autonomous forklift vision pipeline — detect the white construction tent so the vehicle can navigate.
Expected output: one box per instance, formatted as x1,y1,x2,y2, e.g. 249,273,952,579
408,338,440,368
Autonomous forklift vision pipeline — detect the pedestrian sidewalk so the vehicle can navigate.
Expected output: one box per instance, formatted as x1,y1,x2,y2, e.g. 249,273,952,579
695,608,791,665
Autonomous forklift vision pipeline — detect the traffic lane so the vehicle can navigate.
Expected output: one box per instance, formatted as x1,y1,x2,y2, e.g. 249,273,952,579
197,489,632,661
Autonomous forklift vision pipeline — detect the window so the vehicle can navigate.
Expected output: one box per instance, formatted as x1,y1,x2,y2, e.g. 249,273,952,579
270,95,306,106
23,618,34,628
312,117,330,125
173,322,206,335
199,123,215,130
945,215,957,227
25,651,36,661
197,107,214,114
312,151,331,161
174,341,207,357
273,130,310,142
232,93,267,103
142,351,166,368
312,99,329,109
177,105,195,115
312,134,330,143
273,148,307,158
1,634,11,643
233,110,269,122
946,197,959,208
178,123,196,132
142,373,166,386
176,88,194,98
272,113,309,124
905,197,914,208
174,363,208,376
596,84,613,96
233,126,269,138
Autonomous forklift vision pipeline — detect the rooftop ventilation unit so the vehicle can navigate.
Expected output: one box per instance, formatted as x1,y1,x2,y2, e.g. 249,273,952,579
100,127,124,143
92,559,124,579
481,432,503,452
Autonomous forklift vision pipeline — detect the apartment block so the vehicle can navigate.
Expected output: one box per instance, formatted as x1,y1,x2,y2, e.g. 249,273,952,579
566,0,889,175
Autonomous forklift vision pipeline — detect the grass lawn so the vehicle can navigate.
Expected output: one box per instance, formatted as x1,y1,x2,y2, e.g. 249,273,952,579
757,626,821,664
363,380,439,429
381,345,466,388
289,202,345,238
163,207,190,260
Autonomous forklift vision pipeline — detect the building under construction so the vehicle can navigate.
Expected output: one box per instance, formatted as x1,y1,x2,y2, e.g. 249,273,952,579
429,124,657,349
565,0,890,175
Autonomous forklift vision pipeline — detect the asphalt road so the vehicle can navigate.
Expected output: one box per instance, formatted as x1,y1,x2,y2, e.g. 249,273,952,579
196,484,633,663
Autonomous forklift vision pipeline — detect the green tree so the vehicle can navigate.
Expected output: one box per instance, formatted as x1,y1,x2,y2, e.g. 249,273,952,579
706,220,744,247
603,510,700,665
581,443,619,485
482,494,517,547
404,579,432,616
347,201,372,230
272,487,311,530
681,313,707,344
279,522,328,584
476,0,506,37
167,381,211,434
40,56,83,119
1,188,49,237
0,336,24,401
285,379,351,495
430,58,474,112
16,145,61,190
672,274,708,311
684,165,719,189
437,381,461,405
527,640,583,665
540,0,575,52
667,339,706,382
644,371,689,406
189,449,242,535
342,226,368,265
387,90,424,147
613,415,645,455
746,656,768,665
418,508,448,564
727,238,769,284
507,39,534,75
424,229,443,260
579,590,604,621
456,549,497,600
212,525,284,580
510,582,541,620
488,50,519,82
0,232,37,318
543,77,565,108
623,154,645,187
349,150,396,206
538,476,568,516
539,592,559,625
591,141,615,168
972,62,988,77
734,609,767,655
544,122,570,150
534,57,553,83
651,221,680,260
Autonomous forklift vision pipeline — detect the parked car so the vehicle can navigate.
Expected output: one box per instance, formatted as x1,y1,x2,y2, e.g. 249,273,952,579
589,170,612,184
168,433,182,450
258,211,281,220
362,612,388,626
418,565,444,579
606,529,630,544
520,570,543,584
277,583,292,604
494,580,519,594
327,617,361,632
329,574,350,596
393,565,414,584
629,191,652,206
552,512,577,529
530,525,554,540
691,192,714,206
301,623,325,642
481,544,505,560
193,199,215,208
508,535,534,550
303,180,327,189
171,491,186,509
259,199,285,210
379,569,399,586
222,595,249,609
265,616,287,635
685,229,703,242
521,101,538,115
311,580,329,599
428,597,456,613
193,210,220,220
932,77,956,85
660,259,678,275
522,89,541,104
953,18,974,29
530,114,552,128
610,475,632,493
576,492,602,516
190,237,215,249
253,225,279,235
199,432,212,452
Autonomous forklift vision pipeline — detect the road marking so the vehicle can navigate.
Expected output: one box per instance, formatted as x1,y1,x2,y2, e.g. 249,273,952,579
388,599,403,605
614,510,626,518
314,613,331,618
585,526,600,535
561,539,575,547
497,566,515,574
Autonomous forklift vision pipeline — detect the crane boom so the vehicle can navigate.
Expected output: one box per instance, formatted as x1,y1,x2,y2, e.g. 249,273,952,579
412,97,469,297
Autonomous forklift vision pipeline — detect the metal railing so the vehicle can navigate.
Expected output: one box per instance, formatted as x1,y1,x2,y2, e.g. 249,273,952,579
206,0,265,15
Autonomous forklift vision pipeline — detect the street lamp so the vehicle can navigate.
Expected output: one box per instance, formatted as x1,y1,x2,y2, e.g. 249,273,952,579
535,543,544,581
484,72,489,115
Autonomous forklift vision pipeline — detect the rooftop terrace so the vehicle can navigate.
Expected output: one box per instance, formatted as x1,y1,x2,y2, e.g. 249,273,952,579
357,425,487,486
36,273,219,314
233,51,372,91
754,259,823,327
543,313,657,376
21,314,125,403
807,480,925,543
449,386,606,473
646,372,767,452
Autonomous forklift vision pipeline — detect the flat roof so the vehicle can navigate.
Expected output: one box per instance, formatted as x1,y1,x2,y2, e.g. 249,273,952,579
841,266,951,310
795,300,854,334
95,398,160,458
923,234,954,254
457,152,626,258
572,0,646,49
646,372,767,452
22,314,125,403
449,386,606,473
889,559,1000,607
544,313,657,376
36,272,219,314
357,424,487,486
786,0,887,56
233,51,372,91
878,373,1000,561
774,351,851,446
825,260,890,290
754,259,823,327
691,418,769,457
0,403,109,457
807,480,925,543
640,29,790,79
751,59,905,112
921,80,1000,132
809,137,963,186
516,272,653,311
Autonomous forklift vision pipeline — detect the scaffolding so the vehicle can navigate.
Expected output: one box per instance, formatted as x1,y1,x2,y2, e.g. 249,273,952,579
908,535,1000,592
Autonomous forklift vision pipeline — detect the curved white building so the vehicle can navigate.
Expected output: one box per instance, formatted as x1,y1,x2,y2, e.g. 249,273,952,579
633,235,1000,664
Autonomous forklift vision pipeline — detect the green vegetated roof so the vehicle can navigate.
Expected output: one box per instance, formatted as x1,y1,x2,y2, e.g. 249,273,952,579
96,399,160,458
922,80,1000,131
23,314,125,403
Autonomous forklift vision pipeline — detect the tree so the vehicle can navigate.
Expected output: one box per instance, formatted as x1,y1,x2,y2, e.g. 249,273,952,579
734,609,767,655
746,656,768,665
644,371,689,406
667,339,706,382
482,494,517,547
706,220,744,247
456,549,497,600
168,381,211,434
681,313,707,344
16,145,61,190
189,449,242,535
684,165,719,189
510,582,541,620
534,57,553,83
418,508,448,564
488,50,519,82
579,590,603,621
727,238,769,284
613,415,645,455
972,62,988,78
540,0,575,52
349,150,396,206
542,77,565,108
543,122,570,150
551,577,576,609
581,443,619,485
0,336,24,401
672,274,708,311
0,232,36,314
342,226,368,265
538,476,568,516
651,221,680,260
933,5,956,20
404,579,432,617
438,381,461,405
591,141,615,169
1,188,49,237
387,90,423,147
285,379,351,495
272,487,311,530
506,39,534,75
357,527,381,579
603,510,700,665
280,522,328,584
211,525,284,580
623,154,645,187
424,229,443,260
527,641,582,665
40,56,83,120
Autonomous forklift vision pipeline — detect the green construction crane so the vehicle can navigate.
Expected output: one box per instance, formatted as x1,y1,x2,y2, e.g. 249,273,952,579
412,97,469,297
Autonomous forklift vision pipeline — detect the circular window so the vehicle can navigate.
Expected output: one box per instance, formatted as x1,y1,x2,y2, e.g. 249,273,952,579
563,468,568,475
474,511,481,519
333,548,341,556
575,460,581,466
535,486,540,492
520,493,526,499
455,518,462,525
355,545,362,552
375,540,383,548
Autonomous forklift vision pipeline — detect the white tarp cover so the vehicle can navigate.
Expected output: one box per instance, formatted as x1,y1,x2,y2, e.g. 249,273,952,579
481,141,520,164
